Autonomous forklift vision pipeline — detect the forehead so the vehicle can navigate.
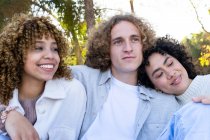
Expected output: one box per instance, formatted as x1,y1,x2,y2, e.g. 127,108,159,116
146,53,168,69
111,21,140,38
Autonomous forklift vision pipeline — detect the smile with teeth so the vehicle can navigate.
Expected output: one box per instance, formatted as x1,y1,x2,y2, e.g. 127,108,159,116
39,64,54,69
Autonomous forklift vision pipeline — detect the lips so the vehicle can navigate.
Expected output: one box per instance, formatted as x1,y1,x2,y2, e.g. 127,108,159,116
171,75,182,85
122,56,135,60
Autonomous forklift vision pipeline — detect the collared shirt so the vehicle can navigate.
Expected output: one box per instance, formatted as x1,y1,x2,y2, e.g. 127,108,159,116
158,102,210,140
71,65,180,140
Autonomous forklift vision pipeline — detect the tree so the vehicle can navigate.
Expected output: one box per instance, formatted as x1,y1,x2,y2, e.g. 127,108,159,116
189,0,210,34
31,0,102,64
182,32,210,74
84,0,95,34
0,0,103,65
130,0,134,14
0,0,31,30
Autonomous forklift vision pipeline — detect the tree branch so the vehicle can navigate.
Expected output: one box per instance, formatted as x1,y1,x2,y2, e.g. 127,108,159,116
31,0,57,19
189,0,210,34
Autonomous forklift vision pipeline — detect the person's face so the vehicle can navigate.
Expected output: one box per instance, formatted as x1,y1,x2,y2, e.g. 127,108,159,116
110,21,143,77
145,53,192,95
23,36,60,82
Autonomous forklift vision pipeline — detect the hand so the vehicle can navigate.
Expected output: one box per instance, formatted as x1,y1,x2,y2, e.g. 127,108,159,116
192,96,210,104
5,110,39,140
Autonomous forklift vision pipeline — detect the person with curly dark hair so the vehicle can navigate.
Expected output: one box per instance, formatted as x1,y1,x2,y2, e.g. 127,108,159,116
0,13,86,140
139,36,210,139
70,14,179,140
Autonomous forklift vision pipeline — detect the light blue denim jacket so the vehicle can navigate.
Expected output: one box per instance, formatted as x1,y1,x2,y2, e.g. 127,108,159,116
71,65,180,140
158,102,210,140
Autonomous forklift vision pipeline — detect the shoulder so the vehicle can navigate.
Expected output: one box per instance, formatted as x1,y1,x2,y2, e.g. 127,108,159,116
70,65,104,83
51,78,86,95
194,74,210,81
140,86,179,109
141,85,176,100
70,65,100,74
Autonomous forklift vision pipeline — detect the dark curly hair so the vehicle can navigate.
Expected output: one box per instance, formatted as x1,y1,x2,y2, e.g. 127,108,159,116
0,13,71,104
138,35,198,88
85,14,156,71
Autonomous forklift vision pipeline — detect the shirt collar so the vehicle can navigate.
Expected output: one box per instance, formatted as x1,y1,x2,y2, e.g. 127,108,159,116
99,69,112,85
41,79,66,99
138,85,154,100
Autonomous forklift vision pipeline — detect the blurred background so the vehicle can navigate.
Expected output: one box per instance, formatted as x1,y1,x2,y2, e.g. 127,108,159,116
0,0,209,73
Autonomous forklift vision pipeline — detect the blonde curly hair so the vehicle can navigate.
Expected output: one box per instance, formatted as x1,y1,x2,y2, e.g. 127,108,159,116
0,13,71,104
85,14,156,71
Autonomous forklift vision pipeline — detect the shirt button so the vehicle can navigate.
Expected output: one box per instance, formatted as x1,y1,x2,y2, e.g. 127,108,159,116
38,109,46,114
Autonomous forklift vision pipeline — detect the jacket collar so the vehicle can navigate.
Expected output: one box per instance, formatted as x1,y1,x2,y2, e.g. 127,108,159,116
41,79,66,99
99,69,112,85
12,79,66,102
138,85,154,100
99,68,154,99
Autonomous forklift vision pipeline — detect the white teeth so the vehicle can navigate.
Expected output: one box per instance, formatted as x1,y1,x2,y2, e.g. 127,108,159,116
40,65,54,69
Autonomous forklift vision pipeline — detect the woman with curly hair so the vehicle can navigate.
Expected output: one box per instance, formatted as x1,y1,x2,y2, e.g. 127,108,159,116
139,36,210,139
0,13,86,140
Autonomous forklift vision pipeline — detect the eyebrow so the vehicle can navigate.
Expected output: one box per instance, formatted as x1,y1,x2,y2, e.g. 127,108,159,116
151,56,170,77
131,34,140,38
35,40,57,45
111,34,140,42
111,37,122,42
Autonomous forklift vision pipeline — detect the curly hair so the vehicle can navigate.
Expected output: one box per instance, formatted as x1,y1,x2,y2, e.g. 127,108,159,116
85,14,156,71
0,13,71,104
138,35,198,89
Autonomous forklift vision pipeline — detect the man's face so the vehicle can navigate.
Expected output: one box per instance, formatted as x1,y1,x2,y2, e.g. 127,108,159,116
110,21,143,82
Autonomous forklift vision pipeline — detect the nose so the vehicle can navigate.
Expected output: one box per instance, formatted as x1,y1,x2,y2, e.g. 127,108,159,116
123,41,133,52
44,49,54,59
166,70,175,80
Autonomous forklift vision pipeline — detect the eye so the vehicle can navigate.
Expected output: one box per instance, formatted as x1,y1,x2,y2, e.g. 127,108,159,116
167,61,173,67
113,39,123,46
154,72,163,79
34,46,43,51
131,37,140,43
52,47,59,52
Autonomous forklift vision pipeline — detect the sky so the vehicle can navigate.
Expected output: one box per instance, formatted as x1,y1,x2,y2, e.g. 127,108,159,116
94,0,210,41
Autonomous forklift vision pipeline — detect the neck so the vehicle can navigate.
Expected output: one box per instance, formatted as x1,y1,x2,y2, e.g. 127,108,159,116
19,77,45,100
111,70,138,85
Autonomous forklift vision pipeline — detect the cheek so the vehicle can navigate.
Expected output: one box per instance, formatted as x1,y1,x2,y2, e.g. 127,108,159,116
55,53,60,63
151,78,167,90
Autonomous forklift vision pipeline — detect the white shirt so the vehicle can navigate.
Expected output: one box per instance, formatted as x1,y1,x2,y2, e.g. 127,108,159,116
82,76,139,140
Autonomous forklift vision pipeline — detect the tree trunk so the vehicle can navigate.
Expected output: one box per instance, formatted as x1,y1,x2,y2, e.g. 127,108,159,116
130,0,135,14
84,0,95,34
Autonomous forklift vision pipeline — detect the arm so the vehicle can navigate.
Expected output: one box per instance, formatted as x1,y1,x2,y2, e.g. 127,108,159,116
5,110,39,140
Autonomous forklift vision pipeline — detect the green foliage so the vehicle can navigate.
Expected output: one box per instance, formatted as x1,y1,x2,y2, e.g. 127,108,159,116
182,32,210,74
0,0,31,30
199,44,210,67
32,0,103,64
64,47,87,66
